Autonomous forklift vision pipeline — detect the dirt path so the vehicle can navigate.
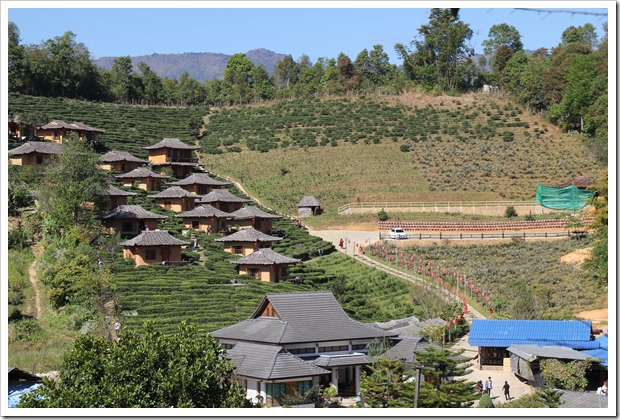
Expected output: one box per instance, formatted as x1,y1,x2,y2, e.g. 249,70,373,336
27,243,44,320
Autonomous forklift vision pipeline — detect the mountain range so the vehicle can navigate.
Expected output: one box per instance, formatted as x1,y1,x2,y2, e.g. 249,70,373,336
94,48,287,81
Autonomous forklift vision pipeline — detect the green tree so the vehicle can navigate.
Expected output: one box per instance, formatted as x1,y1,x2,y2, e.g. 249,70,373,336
273,54,299,89
8,21,27,92
223,53,255,104
37,133,110,232
137,61,163,104
18,322,254,408
110,56,139,103
583,171,608,284
359,359,416,407
396,8,473,91
540,358,592,391
561,23,599,49
482,23,524,56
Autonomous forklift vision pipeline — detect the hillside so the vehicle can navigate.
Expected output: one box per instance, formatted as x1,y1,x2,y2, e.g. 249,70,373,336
203,92,600,214
94,48,287,81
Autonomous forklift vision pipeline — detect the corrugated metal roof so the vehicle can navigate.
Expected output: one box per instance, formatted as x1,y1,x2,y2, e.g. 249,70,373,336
141,138,199,150
8,141,64,155
581,348,608,366
197,189,252,204
99,150,148,163
115,167,170,179
169,173,231,187
506,344,595,361
230,248,300,265
107,185,138,197
102,205,167,220
229,206,282,220
175,204,231,219
215,228,282,243
297,196,321,207
121,230,190,246
468,320,598,349
151,186,199,199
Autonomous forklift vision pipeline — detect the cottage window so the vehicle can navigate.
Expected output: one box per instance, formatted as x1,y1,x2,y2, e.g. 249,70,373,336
192,221,199,229
249,268,260,278
319,345,348,353
53,131,60,140
145,249,157,260
163,201,172,208
234,246,243,255
122,222,134,233
35,155,43,165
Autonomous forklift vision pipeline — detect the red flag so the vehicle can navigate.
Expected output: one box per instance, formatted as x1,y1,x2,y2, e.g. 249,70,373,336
445,269,449,274
446,322,450,328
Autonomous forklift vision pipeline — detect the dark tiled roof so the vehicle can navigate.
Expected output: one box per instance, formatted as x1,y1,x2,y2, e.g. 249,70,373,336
215,228,282,243
559,390,608,408
8,141,64,155
311,353,370,368
150,186,199,199
141,138,199,150
175,204,231,219
297,196,321,207
38,120,104,133
107,185,138,197
99,150,148,164
507,344,596,362
115,167,170,179
230,248,299,265
151,161,199,167
213,317,289,343
229,206,282,220
373,316,446,336
121,230,190,246
228,342,329,380
169,173,231,187
102,205,168,220
197,189,252,204
468,320,598,349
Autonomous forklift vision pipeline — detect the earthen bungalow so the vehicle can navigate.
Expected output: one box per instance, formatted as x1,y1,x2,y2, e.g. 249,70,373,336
230,248,300,283
175,204,231,233
150,186,199,212
102,204,167,236
99,150,148,173
8,141,64,166
105,185,138,210
197,189,252,213
115,167,170,191
37,120,104,143
216,228,282,256
168,172,231,195
121,229,190,266
228,206,283,233
142,138,199,178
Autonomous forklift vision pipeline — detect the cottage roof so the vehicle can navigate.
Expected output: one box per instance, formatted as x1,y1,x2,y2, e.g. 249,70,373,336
227,342,329,380
229,206,282,220
310,354,370,368
38,120,104,133
379,336,439,365
150,186,199,199
175,204,231,219
373,316,446,337
107,185,138,197
197,189,252,204
115,167,170,179
141,138,199,150
215,228,282,243
8,141,64,156
99,150,148,164
102,205,167,220
559,390,608,409
468,320,598,349
230,248,299,265
297,196,321,207
168,173,231,187
506,344,596,362
121,230,190,247
212,291,395,345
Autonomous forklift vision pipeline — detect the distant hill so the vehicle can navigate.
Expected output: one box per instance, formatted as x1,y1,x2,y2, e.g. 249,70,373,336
94,48,287,81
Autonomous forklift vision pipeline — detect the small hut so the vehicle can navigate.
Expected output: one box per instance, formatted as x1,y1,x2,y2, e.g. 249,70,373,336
197,189,252,213
102,204,167,236
121,230,190,266
8,141,64,166
115,167,170,192
99,150,148,173
141,138,200,178
230,248,300,283
297,196,322,217
37,120,105,143
228,206,282,233
216,228,282,256
168,172,231,195
150,186,199,212
175,204,231,233
105,185,138,210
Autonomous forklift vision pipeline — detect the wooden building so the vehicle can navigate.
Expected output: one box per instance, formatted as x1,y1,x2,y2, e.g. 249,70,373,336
168,172,231,195
175,204,231,233
102,204,167,236
228,206,283,233
105,185,137,210
230,248,300,283
37,120,104,143
196,189,252,213
115,167,170,192
150,186,199,212
121,230,190,266
8,141,64,166
215,228,282,256
297,196,322,217
99,150,148,173
141,138,200,178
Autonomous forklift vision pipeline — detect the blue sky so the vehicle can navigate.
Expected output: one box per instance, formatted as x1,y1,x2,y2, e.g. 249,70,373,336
6,2,610,65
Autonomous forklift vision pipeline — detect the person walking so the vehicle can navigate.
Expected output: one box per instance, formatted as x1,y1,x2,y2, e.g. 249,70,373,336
502,381,511,400
339,238,344,249
485,377,493,396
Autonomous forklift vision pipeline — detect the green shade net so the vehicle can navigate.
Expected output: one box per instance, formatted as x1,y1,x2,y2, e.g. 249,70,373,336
536,184,594,210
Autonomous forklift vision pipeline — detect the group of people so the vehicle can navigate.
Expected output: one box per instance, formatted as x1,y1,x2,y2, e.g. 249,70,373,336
474,377,511,401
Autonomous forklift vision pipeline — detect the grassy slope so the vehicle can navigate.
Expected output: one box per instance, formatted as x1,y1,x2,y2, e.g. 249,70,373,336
204,93,599,215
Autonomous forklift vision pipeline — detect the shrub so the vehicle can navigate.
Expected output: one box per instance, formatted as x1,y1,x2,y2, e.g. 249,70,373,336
479,393,494,408
400,144,411,153
505,206,518,218
378,209,389,221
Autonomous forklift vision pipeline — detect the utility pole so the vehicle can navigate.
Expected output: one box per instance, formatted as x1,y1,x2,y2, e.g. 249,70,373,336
414,366,422,408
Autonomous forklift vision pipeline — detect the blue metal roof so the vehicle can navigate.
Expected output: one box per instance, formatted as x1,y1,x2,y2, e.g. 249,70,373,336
468,320,598,349
581,335,608,366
